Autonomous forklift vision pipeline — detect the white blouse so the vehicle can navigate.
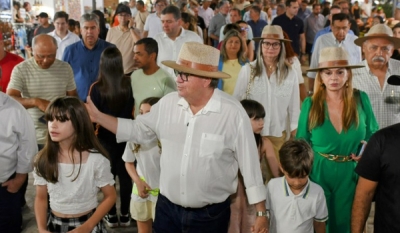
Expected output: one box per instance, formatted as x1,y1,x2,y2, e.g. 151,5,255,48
122,140,161,203
33,152,115,215
233,60,300,136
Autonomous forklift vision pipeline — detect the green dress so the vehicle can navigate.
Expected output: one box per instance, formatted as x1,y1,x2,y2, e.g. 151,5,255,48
296,90,379,233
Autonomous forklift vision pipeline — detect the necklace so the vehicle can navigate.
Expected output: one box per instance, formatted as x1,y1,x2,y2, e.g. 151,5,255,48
267,64,276,71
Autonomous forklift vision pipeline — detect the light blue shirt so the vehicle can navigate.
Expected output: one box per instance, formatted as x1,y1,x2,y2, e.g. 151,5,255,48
311,26,354,52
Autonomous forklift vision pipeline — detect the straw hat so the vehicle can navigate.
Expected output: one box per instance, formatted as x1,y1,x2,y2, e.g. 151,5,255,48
243,1,252,8
253,25,292,42
306,47,364,72
354,24,400,48
162,42,231,79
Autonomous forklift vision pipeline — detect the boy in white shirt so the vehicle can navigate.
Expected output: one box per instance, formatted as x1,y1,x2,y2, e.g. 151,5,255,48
266,139,328,233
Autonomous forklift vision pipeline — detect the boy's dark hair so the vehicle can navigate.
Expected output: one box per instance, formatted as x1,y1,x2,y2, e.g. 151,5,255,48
331,12,350,24
223,23,241,35
279,139,313,178
285,0,298,7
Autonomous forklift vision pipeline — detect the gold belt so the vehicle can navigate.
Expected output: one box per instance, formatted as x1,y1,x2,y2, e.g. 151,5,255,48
318,152,353,162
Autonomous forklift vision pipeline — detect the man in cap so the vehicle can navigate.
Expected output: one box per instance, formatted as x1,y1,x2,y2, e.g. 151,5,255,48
106,4,140,76
351,23,400,233
34,12,55,36
155,5,203,76
62,13,115,102
308,13,361,95
86,41,269,233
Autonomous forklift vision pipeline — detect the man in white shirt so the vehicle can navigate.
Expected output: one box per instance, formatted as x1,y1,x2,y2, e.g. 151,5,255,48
154,5,203,76
361,0,372,17
143,0,166,38
219,8,254,41
308,13,361,93
198,0,214,28
0,92,37,232
86,41,268,233
129,0,138,18
48,11,80,60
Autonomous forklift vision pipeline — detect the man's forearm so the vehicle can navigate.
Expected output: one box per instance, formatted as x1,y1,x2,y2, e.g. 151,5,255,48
209,33,219,41
9,95,37,109
351,189,373,233
96,112,118,135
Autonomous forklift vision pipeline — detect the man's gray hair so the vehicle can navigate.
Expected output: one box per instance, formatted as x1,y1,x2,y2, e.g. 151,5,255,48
80,13,99,27
32,34,58,50
218,1,229,9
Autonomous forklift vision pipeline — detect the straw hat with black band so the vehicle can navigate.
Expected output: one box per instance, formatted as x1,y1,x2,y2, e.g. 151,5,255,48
252,25,292,43
354,24,400,49
162,42,231,79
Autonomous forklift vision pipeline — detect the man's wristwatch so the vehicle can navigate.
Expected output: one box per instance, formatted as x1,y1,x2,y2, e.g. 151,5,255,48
256,210,270,218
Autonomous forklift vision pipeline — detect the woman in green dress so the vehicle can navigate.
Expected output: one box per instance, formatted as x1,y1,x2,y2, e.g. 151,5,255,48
296,47,379,233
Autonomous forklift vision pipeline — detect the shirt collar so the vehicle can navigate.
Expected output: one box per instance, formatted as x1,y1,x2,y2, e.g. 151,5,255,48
80,38,101,50
283,177,310,199
162,27,186,39
177,89,222,115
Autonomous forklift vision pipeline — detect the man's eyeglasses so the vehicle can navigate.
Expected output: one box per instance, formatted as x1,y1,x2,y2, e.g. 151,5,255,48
261,42,281,49
174,70,191,82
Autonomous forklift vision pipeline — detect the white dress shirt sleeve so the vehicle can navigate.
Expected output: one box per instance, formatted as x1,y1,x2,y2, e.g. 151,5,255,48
233,64,251,100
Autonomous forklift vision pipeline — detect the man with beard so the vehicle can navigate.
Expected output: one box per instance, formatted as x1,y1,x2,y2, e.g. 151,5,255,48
106,4,140,76
130,38,176,117
62,13,115,102
351,24,400,233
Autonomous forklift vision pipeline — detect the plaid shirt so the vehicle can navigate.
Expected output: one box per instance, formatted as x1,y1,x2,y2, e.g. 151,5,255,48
353,59,400,129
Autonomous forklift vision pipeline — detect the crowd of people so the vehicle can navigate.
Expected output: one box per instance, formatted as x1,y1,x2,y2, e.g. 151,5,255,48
1,0,400,233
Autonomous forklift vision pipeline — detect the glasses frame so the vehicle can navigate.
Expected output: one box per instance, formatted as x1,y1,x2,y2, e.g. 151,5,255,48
261,41,281,50
174,70,190,82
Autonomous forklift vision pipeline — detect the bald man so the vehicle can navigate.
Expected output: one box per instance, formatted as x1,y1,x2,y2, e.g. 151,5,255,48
7,34,77,148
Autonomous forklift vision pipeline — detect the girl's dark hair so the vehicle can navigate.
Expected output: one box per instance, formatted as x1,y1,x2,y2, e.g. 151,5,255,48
141,97,161,106
96,47,132,114
34,97,109,183
240,99,265,148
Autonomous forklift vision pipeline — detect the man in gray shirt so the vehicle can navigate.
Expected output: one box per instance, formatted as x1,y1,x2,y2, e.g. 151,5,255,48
304,3,325,62
208,1,230,47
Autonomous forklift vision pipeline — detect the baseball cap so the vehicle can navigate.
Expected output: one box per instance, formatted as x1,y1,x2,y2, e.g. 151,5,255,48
115,4,132,15
38,12,49,18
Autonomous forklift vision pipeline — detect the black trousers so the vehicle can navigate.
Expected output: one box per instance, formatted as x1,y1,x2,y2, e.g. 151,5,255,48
0,173,22,233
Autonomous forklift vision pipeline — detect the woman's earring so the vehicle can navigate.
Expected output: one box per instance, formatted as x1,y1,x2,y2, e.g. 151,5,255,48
345,82,349,87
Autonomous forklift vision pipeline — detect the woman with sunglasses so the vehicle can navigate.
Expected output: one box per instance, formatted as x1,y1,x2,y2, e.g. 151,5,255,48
233,25,300,179
237,20,255,61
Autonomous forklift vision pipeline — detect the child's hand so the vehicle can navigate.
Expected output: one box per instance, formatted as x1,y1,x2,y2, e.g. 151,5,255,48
137,179,152,198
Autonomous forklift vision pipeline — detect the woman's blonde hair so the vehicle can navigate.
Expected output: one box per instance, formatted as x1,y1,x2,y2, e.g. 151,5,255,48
220,29,247,64
308,68,359,132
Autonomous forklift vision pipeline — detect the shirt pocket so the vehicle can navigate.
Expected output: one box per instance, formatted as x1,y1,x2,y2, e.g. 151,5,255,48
199,133,224,158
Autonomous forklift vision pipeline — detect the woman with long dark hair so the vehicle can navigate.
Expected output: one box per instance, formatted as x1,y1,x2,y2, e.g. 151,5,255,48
89,47,134,227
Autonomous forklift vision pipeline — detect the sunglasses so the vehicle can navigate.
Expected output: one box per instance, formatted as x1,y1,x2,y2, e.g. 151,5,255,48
241,27,249,32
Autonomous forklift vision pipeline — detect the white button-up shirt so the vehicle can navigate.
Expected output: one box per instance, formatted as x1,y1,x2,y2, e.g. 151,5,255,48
116,90,266,208
352,59,400,129
0,93,37,183
233,61,300,137
143,13,163,38
307,32,361,79
48,30,80,60
155,28,203,76
198,6,214,28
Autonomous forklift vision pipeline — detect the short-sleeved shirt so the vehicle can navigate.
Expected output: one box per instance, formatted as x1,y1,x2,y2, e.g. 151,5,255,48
48,30,81,60
135,11,150,32
8,58,76,144
208,13,228,38
62,39,115,101
266,177,328,233
131,68,176,117
106,27,136,74
355,123,400,232
272,14,304,54
143,13,163,38
0,52,24,92
33,152,115,215
198,6,214,28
